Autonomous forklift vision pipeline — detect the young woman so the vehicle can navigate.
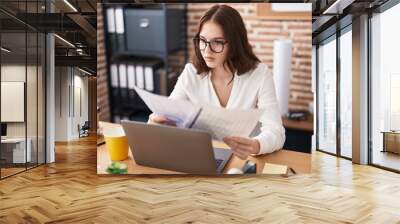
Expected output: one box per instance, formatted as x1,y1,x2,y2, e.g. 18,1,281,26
149,4,285,160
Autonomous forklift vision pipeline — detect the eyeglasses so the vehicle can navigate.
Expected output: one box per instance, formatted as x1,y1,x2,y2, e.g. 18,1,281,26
193,37,228,53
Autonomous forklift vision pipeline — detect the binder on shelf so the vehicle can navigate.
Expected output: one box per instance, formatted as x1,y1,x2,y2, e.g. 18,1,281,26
106,8,116,33
127,64,136,89
143,60,163,94
110,64,119,88
118,64,127,88
115,7,125,34
135,64,145,89
106,7,126,52
115,7,125,52
144,66,154,92
106,7,117,51
109,57,166,115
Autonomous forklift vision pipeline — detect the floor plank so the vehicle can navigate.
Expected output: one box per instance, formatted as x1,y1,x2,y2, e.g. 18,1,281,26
0,135,399,223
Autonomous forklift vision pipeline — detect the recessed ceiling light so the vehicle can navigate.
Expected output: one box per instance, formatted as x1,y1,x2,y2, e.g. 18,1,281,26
54,34,75,48
78,67,93,76
323,0,354,15
1,47,11,53
63,0,78,12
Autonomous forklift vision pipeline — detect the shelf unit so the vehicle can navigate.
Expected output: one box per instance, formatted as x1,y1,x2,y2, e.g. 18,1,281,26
102,3,188,122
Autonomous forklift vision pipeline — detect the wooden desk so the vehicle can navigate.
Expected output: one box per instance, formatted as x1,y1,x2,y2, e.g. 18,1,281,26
282,113,314,132
97,122,311,175
381,131,400,154
1,137,32,164
282,114,314,153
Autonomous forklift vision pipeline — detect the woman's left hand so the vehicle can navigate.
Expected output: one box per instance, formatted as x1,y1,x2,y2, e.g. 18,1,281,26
223,136,260,160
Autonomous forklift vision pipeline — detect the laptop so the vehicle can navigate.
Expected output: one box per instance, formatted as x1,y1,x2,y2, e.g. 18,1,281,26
121,120,232,174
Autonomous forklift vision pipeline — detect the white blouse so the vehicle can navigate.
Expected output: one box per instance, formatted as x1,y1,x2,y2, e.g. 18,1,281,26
169,63,285,155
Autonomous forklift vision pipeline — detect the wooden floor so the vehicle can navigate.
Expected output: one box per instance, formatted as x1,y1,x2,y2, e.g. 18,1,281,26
372,150,400,171
1,136,400,223
1,167,26,177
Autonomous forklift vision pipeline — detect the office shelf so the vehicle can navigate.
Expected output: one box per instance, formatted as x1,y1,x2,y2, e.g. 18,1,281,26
102,3,188,123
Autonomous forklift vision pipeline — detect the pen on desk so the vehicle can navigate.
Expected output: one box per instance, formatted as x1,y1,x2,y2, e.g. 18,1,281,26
188,108,203,128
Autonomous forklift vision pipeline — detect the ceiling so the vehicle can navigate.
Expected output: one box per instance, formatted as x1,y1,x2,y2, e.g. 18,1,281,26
312,0,391,43
0,0,97,74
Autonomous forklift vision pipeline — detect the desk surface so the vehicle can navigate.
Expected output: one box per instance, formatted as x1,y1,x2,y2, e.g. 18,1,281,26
1,138,27,143
282,114,313,132
97,122,311,175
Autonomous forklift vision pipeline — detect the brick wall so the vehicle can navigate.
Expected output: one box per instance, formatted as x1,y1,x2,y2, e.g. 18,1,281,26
187,3,312,111
97,3,110,122
96,3,312,121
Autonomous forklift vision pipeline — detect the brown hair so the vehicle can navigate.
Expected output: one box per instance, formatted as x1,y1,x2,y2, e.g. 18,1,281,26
192,4,260,76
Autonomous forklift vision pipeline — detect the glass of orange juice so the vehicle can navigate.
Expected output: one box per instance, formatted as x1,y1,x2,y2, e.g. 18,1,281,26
103,127,129,161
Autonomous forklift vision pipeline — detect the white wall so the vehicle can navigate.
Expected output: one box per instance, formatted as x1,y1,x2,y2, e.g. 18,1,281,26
1,65,40,137
54,66,89,141
1,64,46,164
55,66,69,141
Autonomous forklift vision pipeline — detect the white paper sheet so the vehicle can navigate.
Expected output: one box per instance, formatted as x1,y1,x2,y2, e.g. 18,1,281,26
191,106,263,140
133,87,263,140
133,86,199,128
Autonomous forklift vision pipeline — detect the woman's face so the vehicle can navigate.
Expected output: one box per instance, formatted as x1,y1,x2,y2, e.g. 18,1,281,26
198,21,229,70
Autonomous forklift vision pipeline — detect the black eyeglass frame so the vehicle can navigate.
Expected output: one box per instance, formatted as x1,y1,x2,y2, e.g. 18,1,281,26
193,37,228,53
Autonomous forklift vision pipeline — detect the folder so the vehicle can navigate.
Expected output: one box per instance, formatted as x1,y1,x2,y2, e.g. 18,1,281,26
143,60,163,93
110,64,119,88
127,64,136,101
135,64,145,89
106,8,116,33
119,64,127,88
115,7,125,51
144,66,154,92
127,64,136,89
115,8,124,34
106,7,119,51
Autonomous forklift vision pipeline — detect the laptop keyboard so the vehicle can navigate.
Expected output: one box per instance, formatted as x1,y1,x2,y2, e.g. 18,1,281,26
215,159,223,168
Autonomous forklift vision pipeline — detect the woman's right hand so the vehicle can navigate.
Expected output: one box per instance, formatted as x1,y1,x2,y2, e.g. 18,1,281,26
148,113,176,126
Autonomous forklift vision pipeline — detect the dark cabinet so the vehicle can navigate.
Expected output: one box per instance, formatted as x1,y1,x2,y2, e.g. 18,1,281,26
125,9,184,57
103,4,187,122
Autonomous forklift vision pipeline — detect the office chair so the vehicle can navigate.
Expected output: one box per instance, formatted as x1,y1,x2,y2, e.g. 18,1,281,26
78,121,90,138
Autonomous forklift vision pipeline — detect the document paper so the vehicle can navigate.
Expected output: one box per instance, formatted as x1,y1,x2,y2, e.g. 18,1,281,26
134,86,199,128
133,86,262,140
191,106,262,140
